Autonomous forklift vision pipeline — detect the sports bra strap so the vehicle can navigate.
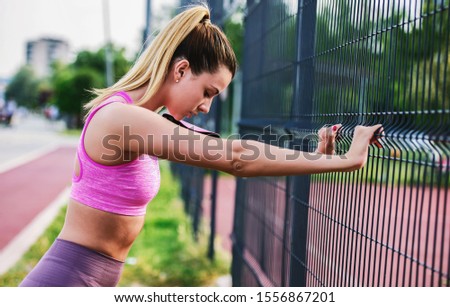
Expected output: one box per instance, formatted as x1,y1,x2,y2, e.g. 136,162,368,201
81,92,132,141
114,91,133,104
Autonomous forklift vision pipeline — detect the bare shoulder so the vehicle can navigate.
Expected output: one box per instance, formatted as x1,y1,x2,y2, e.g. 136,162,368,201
83,102,169,163
90,103,164,135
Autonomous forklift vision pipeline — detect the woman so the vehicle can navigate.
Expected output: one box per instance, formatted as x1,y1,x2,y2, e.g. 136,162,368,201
20,5,382,286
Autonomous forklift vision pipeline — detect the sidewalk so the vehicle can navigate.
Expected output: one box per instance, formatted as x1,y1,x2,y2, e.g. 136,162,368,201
0,113,78,274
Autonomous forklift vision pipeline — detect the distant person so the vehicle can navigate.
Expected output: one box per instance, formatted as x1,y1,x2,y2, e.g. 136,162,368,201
49,105,59,120
4,98,17,126
44,105,59,121
0,97,5,123
19,4,383,287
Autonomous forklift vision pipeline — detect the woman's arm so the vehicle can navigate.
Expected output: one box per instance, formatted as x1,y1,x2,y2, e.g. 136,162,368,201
222,122,381,177
104,104,381,177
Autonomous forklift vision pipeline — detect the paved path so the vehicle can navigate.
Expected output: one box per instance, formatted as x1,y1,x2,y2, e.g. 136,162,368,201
0,113,77,274
0,147,75,249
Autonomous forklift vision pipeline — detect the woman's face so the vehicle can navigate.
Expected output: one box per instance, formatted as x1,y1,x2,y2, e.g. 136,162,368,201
164,63,232,120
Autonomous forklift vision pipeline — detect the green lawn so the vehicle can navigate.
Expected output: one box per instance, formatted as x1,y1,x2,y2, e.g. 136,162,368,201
0,161,230,287
60,128,82,137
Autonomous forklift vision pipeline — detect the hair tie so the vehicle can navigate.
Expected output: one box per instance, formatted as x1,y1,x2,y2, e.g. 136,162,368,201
201,16,211,24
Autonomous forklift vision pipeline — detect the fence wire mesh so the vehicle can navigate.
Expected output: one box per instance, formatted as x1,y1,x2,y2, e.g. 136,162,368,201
232,0,449,286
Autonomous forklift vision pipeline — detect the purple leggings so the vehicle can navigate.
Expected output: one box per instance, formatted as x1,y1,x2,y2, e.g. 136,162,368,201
19,238,124,287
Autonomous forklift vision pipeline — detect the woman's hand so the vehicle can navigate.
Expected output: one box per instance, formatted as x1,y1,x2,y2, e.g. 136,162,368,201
316,124,384,172
348,124,384,170
315,124,342,155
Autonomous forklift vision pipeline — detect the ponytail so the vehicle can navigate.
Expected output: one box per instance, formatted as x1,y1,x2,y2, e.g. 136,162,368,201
84,4,236,116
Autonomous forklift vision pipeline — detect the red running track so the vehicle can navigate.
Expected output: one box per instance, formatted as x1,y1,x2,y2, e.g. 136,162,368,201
202,176,236,253
0,147,76,250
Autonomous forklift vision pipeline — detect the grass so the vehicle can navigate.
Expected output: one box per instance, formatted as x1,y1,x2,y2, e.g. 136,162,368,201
60,128,82,137
0,161,230,287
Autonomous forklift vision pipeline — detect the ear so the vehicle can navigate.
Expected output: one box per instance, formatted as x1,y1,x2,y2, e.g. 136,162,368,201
172,59,190,82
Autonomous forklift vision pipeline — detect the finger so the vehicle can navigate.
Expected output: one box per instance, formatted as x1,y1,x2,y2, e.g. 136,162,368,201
326,127,336,143
373,139,383,148
325,128,336,151
374,125,383,133
318,127,327,138
371,126,384,139
332,124,342,135
370,125,384,148
373,124,383,134
334,124,344,141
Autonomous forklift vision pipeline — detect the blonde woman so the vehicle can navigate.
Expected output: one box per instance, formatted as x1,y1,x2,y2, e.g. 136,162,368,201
20,5,382,286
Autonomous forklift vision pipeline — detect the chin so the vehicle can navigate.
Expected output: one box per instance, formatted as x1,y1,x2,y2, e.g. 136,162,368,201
166,110,182,121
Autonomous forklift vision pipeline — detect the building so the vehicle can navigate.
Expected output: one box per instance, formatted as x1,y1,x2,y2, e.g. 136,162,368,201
26,38,70,78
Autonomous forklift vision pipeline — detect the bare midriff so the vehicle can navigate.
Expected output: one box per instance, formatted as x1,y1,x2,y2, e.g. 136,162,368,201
58,199,145,261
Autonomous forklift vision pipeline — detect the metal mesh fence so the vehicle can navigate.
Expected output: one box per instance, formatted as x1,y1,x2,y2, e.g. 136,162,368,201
232,0,449,286
170,0,234,256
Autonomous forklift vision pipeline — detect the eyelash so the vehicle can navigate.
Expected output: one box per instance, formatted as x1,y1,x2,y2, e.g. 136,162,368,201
204,91,210,98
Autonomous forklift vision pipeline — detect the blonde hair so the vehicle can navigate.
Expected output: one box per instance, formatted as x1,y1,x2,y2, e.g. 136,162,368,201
84,4,237,116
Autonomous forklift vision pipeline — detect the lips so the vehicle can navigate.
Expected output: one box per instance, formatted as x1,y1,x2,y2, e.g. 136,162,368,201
186,111,197,118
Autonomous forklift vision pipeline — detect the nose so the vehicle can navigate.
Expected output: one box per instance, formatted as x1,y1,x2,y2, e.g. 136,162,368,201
197,99,212,114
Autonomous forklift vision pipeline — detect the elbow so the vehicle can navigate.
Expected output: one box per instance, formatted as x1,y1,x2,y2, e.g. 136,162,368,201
230,160,245,177
227,141,252,177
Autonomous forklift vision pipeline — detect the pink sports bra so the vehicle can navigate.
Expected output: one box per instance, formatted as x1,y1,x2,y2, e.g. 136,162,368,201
70,91,160,216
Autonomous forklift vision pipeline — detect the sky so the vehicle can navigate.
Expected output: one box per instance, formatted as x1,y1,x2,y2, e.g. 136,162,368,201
0,0,178,79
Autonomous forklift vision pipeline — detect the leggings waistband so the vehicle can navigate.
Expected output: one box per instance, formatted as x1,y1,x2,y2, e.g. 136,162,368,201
19,239,124,287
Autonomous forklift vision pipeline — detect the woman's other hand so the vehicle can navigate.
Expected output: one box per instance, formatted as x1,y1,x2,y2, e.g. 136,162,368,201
315,124,342,155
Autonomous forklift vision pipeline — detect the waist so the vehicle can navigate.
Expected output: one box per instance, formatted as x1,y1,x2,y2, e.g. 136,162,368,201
59,199,146,261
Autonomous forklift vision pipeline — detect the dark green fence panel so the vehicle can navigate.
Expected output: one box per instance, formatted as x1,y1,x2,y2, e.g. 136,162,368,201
232,0,449,286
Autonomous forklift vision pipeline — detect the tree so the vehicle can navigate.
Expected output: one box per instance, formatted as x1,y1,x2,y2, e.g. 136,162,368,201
50,45,131,128
52,67,103,128
73,45,131,86
219,6,245,134
5,66,39,109
224,16,244,66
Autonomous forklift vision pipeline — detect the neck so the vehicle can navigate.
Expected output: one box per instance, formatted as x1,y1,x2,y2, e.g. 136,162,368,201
126,85,165,112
